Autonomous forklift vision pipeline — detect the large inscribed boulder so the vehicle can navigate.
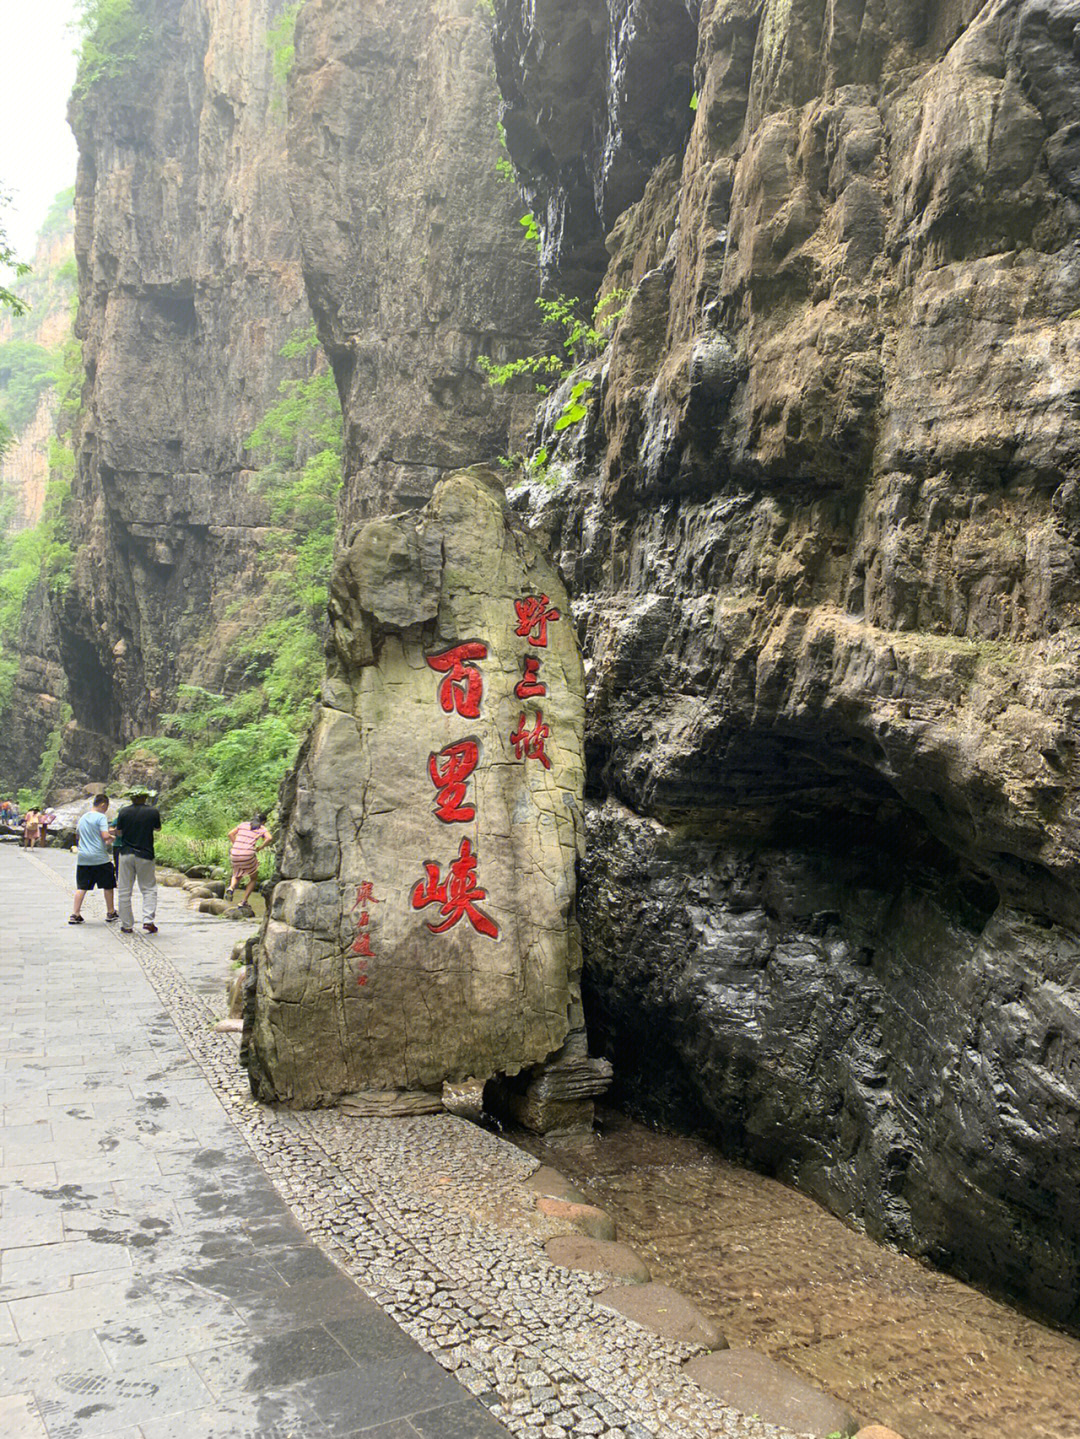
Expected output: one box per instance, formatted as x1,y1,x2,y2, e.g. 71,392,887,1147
246,468,594,1116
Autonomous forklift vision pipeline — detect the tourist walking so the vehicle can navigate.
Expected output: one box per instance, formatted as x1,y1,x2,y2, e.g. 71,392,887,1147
22,808,42,849
225,811,273,912
115,789,162,933
69,794,118,925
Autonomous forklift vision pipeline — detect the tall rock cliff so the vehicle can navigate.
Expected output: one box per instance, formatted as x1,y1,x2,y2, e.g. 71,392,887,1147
57,0,542,776
286,0,542,524
485,0,1080,1324
60,0,313,770
0,200,77,791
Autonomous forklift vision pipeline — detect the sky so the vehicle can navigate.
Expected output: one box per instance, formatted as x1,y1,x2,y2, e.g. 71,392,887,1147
1,0,80,269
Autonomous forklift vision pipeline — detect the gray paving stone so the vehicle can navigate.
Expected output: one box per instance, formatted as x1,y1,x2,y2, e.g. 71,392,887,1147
0,1327,114,1392
0,1211,66,1247
137,1387,331,1438
0,1391,49,1438
30,1353,215,1435
1,1236,133,1291
188,1323,359,1400
297,1352,465,1435
409,1401,514,1439
95,1304,253,1369
7,1273,157,1342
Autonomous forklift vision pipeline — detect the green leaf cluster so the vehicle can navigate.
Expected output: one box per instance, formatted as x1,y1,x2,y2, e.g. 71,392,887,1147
72,0,148,97
0,189,32,323
479,288,632,394
267,2,302,115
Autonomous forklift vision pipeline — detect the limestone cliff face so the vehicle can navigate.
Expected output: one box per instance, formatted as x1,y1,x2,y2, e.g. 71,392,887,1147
286,0,542,524
0,209,76,789
491,0,1080,1323
60,0,312,769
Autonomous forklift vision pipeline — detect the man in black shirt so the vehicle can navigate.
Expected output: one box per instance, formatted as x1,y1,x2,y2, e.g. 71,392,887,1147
115,789,162,934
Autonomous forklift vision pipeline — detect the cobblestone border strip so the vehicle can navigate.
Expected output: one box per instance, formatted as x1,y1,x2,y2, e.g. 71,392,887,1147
27,853,797,1439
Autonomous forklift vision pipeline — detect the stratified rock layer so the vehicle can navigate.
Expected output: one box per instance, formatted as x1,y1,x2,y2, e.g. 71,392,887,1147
492,0,1080,1323
247,467,586,1105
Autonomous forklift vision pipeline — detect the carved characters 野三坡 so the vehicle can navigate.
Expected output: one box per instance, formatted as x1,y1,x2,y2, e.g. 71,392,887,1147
510,595,560,769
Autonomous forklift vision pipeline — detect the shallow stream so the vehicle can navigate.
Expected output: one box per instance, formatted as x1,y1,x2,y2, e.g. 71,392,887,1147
512,1106,1080,1439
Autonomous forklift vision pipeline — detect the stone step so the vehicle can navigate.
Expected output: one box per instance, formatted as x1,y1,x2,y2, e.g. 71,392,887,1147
597,1281,726,1350
544,1234,651,1284
684,1348,858,1437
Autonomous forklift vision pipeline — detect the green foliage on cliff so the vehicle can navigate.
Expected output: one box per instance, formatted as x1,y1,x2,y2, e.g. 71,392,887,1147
0,342,56,433
479,290,630,394
267,2,302,114
73,0,148,96
0,190,31,326
0,474,72,715
115,323,342,842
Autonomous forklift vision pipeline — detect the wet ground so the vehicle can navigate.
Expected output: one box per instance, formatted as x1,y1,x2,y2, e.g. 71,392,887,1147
514,1108,1080,1439
0,845,510,1439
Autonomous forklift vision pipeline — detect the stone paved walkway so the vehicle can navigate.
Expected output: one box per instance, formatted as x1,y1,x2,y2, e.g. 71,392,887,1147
0,845,511,1439
2,846,799,1439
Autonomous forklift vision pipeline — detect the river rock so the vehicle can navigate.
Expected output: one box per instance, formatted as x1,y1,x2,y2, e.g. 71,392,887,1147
524,1165,590,1205
597,1281,725,1350
196,898,231,916
544,1235,650,1284
246,467,597,1116
535,1197,616,1242
494,1028,614,1134
684,1350,857,1437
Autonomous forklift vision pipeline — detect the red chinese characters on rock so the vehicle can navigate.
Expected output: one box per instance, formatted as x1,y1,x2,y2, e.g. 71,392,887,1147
426,642,487,718
351,881,379,985
428,740,479,824
510,710,552,770
411,838,499,939
514,655,547,700
514,593,560,647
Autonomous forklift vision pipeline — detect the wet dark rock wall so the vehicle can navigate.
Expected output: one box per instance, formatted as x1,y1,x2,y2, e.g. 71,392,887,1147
494,0,1080,1324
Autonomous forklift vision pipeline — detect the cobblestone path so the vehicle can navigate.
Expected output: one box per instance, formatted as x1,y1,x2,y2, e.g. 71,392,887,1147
1,847,796,1439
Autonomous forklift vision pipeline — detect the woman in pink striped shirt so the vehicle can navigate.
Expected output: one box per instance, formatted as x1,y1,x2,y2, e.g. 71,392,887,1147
224,812,274,911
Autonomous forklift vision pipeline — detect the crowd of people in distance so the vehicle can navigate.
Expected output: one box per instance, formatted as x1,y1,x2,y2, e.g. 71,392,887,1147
0,799,58,847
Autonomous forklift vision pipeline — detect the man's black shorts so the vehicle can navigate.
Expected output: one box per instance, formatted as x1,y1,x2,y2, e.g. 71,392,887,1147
76,863,115,891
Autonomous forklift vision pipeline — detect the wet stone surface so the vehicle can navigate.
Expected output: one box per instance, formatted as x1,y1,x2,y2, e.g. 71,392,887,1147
1,849,509,1439
5,848,795,1439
